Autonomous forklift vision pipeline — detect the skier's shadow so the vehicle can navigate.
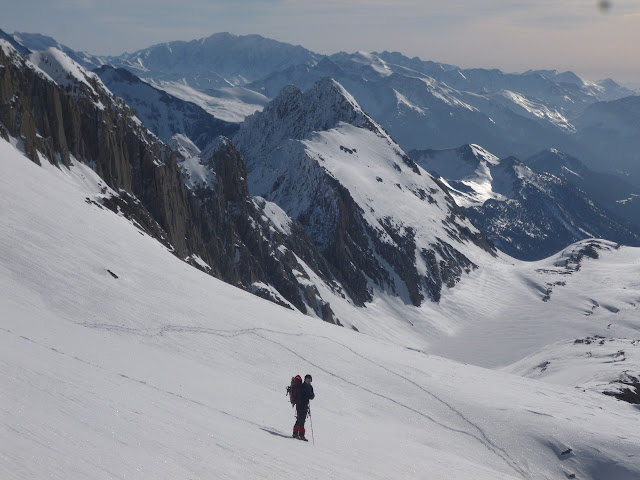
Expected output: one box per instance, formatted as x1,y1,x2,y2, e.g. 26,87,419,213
260,427,292,439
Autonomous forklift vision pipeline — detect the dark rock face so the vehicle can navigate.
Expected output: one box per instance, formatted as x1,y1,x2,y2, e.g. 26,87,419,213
604,382,640,404
0,43,339,322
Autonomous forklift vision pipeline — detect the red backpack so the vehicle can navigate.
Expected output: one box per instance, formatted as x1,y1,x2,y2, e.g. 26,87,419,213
286,375,302,405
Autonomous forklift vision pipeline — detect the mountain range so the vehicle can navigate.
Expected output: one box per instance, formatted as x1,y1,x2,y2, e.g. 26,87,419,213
11,30,640,188
410,144,640,259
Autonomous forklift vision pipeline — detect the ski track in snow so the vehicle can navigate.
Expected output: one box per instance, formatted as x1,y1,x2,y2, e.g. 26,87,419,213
3,129,640,479
67,321,528,478
1,326,290,440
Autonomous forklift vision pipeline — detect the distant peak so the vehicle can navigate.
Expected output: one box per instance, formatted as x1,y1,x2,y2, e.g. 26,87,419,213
270,77,362,118
457,144,500,166
235,77,384,158
311,76,350,95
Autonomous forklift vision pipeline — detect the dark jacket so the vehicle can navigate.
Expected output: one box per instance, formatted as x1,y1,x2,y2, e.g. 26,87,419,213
295,382,315,407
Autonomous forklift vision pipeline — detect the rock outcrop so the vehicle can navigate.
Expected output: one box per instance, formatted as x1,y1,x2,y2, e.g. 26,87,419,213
0,39,340,322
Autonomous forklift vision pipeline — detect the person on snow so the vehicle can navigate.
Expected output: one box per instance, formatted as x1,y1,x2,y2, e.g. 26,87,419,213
293,374,314,441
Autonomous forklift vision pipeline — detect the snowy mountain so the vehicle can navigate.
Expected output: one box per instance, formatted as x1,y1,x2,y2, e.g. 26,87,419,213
249,54,565,156
105,32,321,89
3,134,640,479
574,95,640,188
249,50,633,160
94,65,238,149
411,145,640,260
526,148,640,228
10,29,637,185
234,77,497,307
12,30,104,70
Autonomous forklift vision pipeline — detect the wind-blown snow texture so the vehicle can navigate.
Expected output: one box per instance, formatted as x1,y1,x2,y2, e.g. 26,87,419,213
2,137,640,480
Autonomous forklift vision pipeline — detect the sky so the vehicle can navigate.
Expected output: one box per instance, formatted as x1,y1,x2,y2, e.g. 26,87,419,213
2,0,640,83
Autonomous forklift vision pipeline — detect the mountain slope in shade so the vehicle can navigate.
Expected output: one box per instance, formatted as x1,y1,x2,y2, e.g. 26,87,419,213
107,32,321,89
526,148,640,228
411,145,640,260
94,65,238,149
574,95,640,188
235,77,496,307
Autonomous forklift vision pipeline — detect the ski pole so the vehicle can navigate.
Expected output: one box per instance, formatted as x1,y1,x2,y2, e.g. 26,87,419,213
308,406,315,445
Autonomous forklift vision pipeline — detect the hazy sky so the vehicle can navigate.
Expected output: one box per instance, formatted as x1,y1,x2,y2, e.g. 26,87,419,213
3,0,640,83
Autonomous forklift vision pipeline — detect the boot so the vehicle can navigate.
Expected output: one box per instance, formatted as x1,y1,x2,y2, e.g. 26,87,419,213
292,432,299,439
298,434,308,442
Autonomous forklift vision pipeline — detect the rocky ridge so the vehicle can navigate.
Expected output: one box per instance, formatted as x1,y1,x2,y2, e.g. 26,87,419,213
411,145,640,260
235,78,496,306
0,38,341,322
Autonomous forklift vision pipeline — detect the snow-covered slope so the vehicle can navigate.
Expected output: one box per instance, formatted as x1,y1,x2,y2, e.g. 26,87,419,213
95,65,238,148
28,47,106,99
147,80,270,123
12,30,104,70
409,144,502,208
3,136,640,480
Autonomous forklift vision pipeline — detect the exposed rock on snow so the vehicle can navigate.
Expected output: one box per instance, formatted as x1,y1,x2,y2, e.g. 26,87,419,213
235,78,496,306
411,145,640,260
0,42,342,320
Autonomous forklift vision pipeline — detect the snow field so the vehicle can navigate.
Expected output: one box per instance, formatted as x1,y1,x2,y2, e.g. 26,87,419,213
2,138,640,479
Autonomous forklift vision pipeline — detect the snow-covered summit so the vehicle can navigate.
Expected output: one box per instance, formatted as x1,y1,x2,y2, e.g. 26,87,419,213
236,77,381,163
12,31,103,70
236,77,495,307
29,47,105,98
107,32,321,90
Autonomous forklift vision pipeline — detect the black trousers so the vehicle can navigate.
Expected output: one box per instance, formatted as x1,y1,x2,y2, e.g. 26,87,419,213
295,404,309,428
